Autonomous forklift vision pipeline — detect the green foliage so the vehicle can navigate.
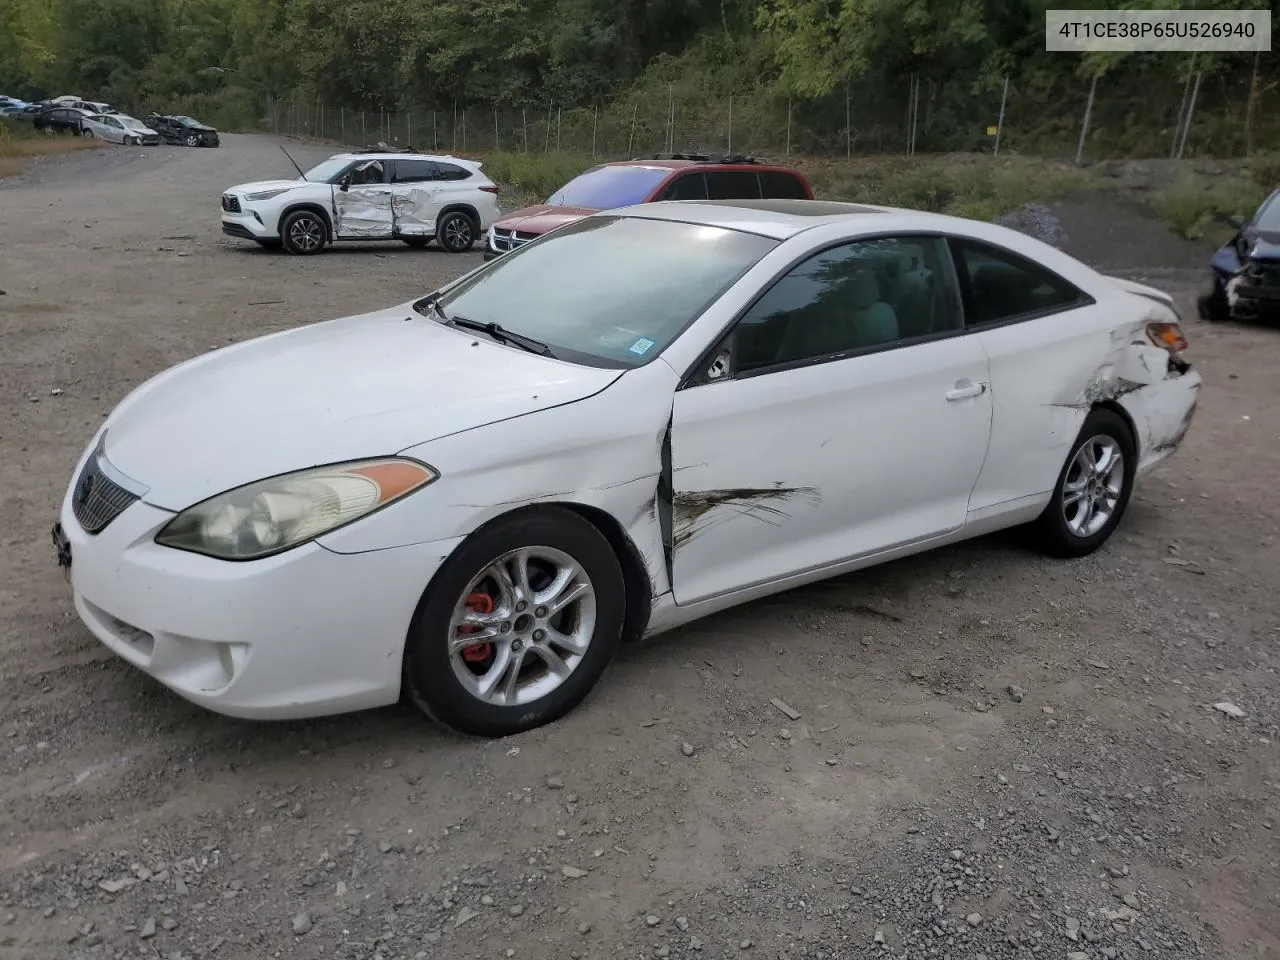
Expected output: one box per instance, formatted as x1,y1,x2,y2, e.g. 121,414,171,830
1153,173,1266,239
480,152,596,204
0,0,1275,162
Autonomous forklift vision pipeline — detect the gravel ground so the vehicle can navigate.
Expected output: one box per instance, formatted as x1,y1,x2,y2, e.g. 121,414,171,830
1,135,1277,960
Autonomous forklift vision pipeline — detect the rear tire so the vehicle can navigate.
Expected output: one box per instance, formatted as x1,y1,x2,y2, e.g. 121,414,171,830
1030,408,1136,559
280,210,327,255
436,210,476,253
402,507,626,738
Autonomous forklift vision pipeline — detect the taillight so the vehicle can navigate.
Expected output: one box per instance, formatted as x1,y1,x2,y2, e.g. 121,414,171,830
479,185,499,194
1146,321,1187,353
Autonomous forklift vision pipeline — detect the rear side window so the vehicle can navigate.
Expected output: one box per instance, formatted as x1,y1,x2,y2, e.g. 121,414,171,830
707,171,762,200
393,159,437,183
948,238,1087,326
659,173,708,201
759,171,809,200
435,162,472,181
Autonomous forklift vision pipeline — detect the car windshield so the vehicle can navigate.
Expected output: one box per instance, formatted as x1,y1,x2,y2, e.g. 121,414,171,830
302,157,350,182
1253,193,1280,232
118,117,146,130
546,166,673,209
174,116,197,124
421,216,777,368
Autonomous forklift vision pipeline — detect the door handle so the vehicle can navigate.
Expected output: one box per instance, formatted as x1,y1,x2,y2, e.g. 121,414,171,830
945,380,987,401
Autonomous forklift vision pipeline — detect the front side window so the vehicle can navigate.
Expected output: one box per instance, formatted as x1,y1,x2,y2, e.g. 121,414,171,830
546,166,672,209
347,160,385,186
732,235,964,373
948,238,1085,326
421,216,778,368
660,173,708,201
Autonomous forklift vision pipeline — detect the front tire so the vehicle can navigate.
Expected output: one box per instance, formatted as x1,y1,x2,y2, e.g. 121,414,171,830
1198,278,1229,323
402,507,626,738
1030,408,1137,558
280,210,326,255
436,210,476,253
186,134,199,147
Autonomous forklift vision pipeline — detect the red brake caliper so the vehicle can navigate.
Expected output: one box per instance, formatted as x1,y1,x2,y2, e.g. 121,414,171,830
459,593,495,664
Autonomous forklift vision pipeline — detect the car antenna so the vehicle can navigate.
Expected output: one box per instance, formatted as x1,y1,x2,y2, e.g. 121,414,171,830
279,144,306,178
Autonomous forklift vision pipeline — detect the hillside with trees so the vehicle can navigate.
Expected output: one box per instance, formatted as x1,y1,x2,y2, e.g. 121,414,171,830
2,0,1276,159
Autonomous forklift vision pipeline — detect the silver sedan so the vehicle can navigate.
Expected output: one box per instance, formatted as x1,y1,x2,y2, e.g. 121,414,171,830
82,113,161,146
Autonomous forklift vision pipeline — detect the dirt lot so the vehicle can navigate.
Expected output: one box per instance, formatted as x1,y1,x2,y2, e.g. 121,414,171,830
0,134,1277,960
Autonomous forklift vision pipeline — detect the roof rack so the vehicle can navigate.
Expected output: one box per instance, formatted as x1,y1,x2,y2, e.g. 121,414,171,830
638,152,762,164
354,143,428,154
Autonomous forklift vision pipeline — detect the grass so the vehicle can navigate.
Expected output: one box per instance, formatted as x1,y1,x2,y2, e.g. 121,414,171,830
1152,171,1267,240
0,119,101,178
479,149,1092,221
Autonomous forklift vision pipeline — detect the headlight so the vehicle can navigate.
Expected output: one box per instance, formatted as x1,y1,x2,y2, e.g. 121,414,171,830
244,188,291,201
155,458,438,560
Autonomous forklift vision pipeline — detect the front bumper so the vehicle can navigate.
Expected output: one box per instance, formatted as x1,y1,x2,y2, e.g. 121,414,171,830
220,209,275,240
56,471,464,720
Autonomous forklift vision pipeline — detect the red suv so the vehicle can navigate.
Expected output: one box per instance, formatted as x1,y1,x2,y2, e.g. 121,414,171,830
484,154,814,260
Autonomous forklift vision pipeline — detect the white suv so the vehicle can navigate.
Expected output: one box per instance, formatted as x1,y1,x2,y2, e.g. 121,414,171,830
220,152,502,255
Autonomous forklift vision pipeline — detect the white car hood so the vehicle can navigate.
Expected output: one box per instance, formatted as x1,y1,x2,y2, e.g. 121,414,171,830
101,304,622,509
225,179,308,195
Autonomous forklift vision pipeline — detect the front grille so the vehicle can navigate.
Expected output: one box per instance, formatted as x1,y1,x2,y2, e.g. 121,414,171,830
221,194,241,213
71,445,140,534
489,228,539,252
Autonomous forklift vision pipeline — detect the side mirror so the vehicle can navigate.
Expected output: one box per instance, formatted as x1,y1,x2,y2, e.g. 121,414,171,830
339,174,351,192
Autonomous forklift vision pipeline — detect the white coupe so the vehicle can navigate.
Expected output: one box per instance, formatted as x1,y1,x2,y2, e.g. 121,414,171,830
53,199,1201,737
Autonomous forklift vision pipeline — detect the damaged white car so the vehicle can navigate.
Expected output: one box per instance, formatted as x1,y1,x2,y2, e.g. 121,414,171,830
54,199,1200,737
220,151,501,255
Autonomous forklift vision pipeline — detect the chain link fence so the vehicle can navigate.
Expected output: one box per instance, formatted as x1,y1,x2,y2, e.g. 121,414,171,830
259,64,1279,164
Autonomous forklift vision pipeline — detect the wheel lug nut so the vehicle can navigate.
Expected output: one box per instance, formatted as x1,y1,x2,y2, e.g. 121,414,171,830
516,601,527,612
500,622,511,633
533,629,545,642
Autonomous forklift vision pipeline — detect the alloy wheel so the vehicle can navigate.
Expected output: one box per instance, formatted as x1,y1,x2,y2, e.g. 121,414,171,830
448,546,596,707
1061,434,1124,538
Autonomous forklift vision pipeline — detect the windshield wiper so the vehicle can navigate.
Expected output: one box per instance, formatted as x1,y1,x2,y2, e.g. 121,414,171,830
448,315,551,356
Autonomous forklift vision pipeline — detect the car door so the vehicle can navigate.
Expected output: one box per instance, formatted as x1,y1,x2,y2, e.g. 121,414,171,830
333,159,393,239
668,233,993,605
389,158,441,237
945,236,1105,513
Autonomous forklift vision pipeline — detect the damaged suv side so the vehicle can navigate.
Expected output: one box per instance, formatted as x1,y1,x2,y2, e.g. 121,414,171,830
1199,187,1280,323
220,151,502,255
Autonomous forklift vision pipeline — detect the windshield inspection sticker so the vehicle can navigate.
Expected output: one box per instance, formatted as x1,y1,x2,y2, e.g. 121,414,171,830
629,337,656,356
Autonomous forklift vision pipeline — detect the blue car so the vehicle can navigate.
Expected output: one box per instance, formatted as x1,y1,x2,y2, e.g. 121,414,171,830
1199,187,1280,323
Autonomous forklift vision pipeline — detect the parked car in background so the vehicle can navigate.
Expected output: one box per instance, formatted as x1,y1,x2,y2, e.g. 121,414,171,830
54,199,1200,736
32,105,93,135
484,153,815,259
0,101,29,118
82,113,162,146
220,150,501,255
147,113,220,147
1199,187,1280,323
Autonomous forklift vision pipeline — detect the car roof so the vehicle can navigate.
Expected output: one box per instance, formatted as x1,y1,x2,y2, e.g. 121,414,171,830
598,158,802,173
604,199,896,238
333,152,477,164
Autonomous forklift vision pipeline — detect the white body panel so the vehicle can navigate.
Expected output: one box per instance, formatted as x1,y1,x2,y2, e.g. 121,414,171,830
669,336,992,603
60,200,1202,720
